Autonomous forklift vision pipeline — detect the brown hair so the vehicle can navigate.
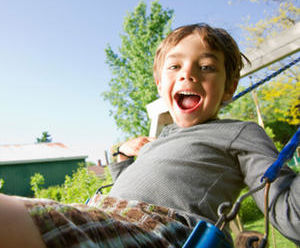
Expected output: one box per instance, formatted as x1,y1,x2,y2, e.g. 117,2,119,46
153,23,249,92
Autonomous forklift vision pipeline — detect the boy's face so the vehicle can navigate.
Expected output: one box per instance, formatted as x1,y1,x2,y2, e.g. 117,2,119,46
156,33,234,128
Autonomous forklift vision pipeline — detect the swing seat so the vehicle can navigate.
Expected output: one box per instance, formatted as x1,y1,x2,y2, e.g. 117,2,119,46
182,220,232,248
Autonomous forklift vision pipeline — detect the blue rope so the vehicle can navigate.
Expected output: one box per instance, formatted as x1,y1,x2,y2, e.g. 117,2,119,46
182,56,300,248
262,128,300,182
223,56,300,106
222,56,300,182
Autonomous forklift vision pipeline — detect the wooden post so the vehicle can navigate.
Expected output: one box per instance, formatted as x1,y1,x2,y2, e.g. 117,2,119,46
250,77,265,128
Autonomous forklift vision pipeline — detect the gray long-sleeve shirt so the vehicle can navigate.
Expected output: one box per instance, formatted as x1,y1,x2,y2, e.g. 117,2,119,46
108,119,299,244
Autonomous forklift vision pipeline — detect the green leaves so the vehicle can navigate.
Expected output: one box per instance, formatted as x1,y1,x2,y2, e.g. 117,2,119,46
30,173,45,196
30,163,113,204
241,2,300,48
0,178,5,192
102,1,173,137
36,131,52,143
220,78,299,146
222,1,300,146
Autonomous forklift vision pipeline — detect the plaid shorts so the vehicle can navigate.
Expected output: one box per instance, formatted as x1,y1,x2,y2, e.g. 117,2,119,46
24,194,194,248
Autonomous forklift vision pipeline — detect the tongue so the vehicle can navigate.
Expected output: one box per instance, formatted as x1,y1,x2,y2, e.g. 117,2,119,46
180,95,200,109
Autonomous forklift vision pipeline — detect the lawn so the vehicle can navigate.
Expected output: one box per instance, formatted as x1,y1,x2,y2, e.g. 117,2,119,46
243,218,298,248
235,164,300,248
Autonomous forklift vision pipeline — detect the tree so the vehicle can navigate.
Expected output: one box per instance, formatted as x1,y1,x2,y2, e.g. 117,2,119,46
259,79,299,126
220,85,258,122
102,1,173,137
241,1,299,48
36,131,52,143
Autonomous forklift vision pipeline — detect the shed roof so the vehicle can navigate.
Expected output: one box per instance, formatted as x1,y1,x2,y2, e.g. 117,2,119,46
0,143,88,165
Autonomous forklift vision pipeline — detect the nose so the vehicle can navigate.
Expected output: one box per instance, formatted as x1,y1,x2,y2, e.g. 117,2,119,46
178,64,198,82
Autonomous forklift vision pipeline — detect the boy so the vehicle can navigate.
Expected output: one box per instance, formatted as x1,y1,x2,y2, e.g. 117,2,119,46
0,23,299,248
108,23,299,245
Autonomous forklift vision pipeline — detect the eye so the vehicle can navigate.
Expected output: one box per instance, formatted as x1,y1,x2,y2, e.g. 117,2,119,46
200,65,215,72
168,64,179,70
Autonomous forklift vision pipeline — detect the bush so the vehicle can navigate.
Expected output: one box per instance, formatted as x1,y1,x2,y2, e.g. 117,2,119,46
0,178,4,192
36,185,63,202
291,165,300,173
30,173,45,195
238,188,264,223
30,163,113,204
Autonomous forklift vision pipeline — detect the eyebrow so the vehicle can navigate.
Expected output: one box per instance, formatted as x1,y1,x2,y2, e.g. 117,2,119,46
166,52,219,61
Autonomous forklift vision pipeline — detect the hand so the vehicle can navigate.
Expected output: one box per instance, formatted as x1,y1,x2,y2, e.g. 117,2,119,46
117,136,156,162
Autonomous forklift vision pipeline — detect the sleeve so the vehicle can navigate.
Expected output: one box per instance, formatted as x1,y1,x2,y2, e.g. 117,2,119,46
108,157,135,182
231,122,300,245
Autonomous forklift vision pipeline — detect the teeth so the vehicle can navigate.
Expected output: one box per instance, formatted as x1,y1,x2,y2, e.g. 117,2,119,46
179,91,197,96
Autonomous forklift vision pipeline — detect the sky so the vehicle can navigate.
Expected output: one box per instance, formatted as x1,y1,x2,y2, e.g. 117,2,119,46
0,0,281,164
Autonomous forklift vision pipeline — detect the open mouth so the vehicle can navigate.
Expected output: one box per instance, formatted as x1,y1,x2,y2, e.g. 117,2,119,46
174,91,201,110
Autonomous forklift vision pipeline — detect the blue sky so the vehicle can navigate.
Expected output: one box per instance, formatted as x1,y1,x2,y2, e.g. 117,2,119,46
0,0,280,163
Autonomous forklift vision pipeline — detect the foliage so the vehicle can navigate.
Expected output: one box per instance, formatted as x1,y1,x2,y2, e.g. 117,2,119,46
220,86,258,122
238,188,264,223
259,79,299,126
222,2,299,146
264,126,283,150
38,185,63,202
30,173,45,195
241,2,299,127
266,121,298,146
102,1,174,137
221,81,298,146
98,167,114,195
36,131,52,143
0,178,4,192
241,2,300,48
291,165,300,173
86,161,96,167
60,165,101,203
31,164,113,204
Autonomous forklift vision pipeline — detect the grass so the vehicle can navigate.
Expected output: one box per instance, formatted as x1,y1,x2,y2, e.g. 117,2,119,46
233,163,300,247
242,218,298,248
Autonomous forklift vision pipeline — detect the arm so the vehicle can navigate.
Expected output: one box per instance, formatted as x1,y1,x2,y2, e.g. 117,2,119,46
0,194,46,248
108,136,156,182
232,123,300,244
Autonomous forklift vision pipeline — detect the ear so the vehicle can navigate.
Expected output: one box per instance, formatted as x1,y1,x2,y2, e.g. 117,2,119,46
156,79,162,96
222,80,238,102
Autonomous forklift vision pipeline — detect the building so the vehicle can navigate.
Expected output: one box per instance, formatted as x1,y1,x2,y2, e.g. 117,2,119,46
87,159,106,178
0,143,88,196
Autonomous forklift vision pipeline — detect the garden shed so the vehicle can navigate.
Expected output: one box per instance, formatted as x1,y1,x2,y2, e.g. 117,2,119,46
0,143,88,196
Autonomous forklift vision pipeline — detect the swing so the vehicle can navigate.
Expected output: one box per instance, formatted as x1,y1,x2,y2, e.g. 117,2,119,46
182,56,300,248
89,56,299,248
94,126,300,248
183,128,299,248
